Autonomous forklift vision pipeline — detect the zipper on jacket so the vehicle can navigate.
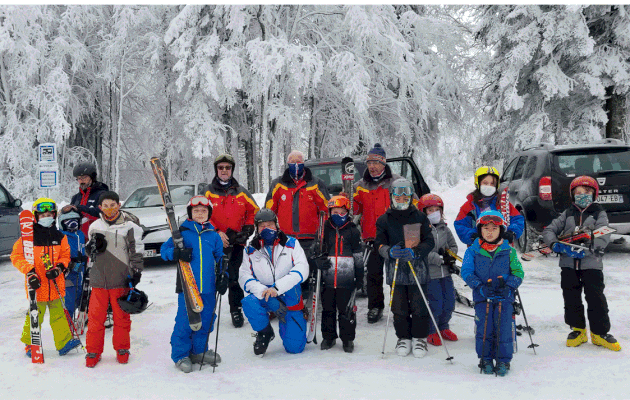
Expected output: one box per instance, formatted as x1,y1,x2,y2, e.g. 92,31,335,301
195,224,204,292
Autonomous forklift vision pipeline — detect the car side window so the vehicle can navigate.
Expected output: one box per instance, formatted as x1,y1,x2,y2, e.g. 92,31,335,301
388,159,419,193
0,187,8,207
523,155,538,179
512,156,528,180
501,158,518,182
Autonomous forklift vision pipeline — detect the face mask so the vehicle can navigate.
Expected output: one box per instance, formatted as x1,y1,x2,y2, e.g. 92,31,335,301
260,228,278,245
101,206,120,220
480,185,496,197
38,217,55,228
574,193,593,209
288,163,304,180
61,219,80,232
331,213,348,227
427,211,441,225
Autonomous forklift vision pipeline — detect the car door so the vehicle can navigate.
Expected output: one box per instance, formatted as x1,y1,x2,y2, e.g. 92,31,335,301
0,185,22,255
387,157,430,197
507,156,529,204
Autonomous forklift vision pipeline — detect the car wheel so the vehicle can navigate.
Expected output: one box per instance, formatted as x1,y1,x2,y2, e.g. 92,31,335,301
515,215,539,253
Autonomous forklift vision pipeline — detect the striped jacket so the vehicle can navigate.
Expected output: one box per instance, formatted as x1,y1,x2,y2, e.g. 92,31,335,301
205,177,259,234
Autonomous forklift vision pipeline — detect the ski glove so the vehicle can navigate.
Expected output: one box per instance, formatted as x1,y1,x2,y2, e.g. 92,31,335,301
501,230,516,243
551,242,585,259
475,286,489,300
314,255,332,271
173,247,193,262
275,299,288,324
216,272,228,295
45,263,65,280
438,248,457,267
86,233,107,256
27,269,41,290
127,271,142,288
389,245,414,262
495,286,514,302
234,225,255,246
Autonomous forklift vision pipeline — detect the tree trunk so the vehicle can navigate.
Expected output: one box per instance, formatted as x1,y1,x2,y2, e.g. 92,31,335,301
605,87,626,140
115,56,125,192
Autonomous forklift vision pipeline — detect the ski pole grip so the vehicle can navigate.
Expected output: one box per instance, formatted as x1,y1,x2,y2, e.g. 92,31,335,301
497,275,505,288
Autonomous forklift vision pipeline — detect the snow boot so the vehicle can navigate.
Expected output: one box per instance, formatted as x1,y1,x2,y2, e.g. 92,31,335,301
342,341,354,353
85,353,101,368
367,308,383,324
395,338,412,357
412,338,428,358
176,357,193,373
478,359,494,375
320,339,336,350
116,349,130,364
591,333,621,351
191,350,222,364
253,324,275,356
495,361,510,377
427,332,442,346
440,329,458,341
566,327,587,347
231,308,244,328
59,339,81,356
25,345,31,358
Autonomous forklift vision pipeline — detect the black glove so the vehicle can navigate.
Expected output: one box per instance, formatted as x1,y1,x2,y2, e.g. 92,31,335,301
315,255,332,271
275,299,288,324
225,228,238,246
216,272,228,295
86,233,107,256
501,230,516,243
173,247,193,262
440,249,457,267
234,225,254,246
27,269,41,290
470,232,479,242
45,263,64,280
67,261,76,275
127,271,142,287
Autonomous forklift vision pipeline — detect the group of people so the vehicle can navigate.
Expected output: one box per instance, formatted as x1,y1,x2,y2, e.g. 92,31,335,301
11,143,622,377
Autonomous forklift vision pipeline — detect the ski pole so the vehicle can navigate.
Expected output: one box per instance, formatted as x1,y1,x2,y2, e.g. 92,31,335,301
495,276,505,376
211,294,222,373
453,310,474,318
479,279,492,373
201,255,229,371
516,289,538,354
200,291,221,371
381,258,399,358
408,261,453,363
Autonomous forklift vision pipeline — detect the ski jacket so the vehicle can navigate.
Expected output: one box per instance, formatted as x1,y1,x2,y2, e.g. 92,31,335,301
60,229,86,287
265,167,330,240
205,176,259,234
160,219,224,294
239,232,309,301
542,203,610,271
88,211,144,289
11,223,71,301
461,239,524,303
454,193,524,246
353,166,411,241
375,206,435,286
321,219,364,289
69,181,110,237
427,221,459,280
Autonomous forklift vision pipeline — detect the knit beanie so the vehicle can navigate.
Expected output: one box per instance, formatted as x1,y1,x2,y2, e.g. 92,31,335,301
367,143,386,165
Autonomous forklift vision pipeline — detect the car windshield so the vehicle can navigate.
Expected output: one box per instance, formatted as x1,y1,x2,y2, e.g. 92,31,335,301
555,149,630,177
122,185,195,208
308,163,362,194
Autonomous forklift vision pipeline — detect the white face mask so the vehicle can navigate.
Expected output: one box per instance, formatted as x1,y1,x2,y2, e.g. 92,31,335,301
480,185,496,197
37,217,55,228
427,211,442,225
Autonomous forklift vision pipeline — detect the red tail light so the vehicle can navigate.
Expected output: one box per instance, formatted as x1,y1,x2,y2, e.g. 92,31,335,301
539,176,552,201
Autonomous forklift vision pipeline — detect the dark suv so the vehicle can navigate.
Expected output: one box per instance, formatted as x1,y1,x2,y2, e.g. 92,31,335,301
305,156,430,198
0,183,23,256
500,138,630,251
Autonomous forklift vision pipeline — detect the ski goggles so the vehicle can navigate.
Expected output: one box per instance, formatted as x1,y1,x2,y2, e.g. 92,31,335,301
391,187,413,196
188,195,210,207
34,201,57,213
328,196,350,210
477,214,505,226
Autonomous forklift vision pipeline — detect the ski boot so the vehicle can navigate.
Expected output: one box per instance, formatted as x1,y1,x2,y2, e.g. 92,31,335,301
395,338,412,357
320,339,336,350
176,357,193,373
495,361,510,377
342,341,354,353
231,308,245,328
191,349,222,364
478,359,494,375
59,339,82,356
440,329,458,341
412,338,428,358
85,353,101,368
566,327,587,347
253,324,275,356
117,349,130,364
591,333,621,351
427,332,442,346
367,308,383,324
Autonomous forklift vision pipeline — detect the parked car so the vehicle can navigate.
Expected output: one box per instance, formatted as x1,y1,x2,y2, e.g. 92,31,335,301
120,182,207,259
0,183,23,256
500,138,630,252
305,156,430,198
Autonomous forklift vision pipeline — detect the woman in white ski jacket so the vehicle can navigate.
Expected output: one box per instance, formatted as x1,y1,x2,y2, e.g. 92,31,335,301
239,209,309,356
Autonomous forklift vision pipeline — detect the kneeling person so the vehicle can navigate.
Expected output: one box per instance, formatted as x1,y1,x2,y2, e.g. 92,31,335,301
239,209,309,356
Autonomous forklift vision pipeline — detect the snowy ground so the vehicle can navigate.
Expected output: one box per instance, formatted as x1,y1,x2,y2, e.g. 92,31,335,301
2,180,629,400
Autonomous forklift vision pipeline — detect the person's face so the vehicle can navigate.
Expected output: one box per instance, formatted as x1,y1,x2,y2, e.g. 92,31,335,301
425,205,440,215
99,199,120,219
258,220,276,233
367,160,385,177
36,211,55,221
330,207,347,216
573,186,595,197
191,205,209,224
480,175,497,187
393,195,410,204
216,162,233,181
77,175,92,190
481,223,500,242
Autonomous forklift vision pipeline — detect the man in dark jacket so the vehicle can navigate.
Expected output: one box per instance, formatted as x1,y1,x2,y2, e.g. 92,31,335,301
61,162,109,237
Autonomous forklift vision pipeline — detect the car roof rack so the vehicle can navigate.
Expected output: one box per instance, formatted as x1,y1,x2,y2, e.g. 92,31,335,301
592,138,625,146
520,143,554,152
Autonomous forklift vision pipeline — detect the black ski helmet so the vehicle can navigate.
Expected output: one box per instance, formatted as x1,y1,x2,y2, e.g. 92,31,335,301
117,288,149,314
254,208,278,229
214,153,235,175
73,162,97,181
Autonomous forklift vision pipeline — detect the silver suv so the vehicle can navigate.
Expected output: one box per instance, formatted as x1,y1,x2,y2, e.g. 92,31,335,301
0,183,23,255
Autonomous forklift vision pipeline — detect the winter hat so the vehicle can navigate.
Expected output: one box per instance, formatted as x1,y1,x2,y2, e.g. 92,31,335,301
367,143,386,165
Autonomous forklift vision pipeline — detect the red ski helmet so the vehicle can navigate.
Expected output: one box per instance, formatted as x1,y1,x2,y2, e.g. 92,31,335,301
570,176,599,199
418,194,444,213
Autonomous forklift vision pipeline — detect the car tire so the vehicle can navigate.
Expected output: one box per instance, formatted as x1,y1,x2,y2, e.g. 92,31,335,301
515,215,539,253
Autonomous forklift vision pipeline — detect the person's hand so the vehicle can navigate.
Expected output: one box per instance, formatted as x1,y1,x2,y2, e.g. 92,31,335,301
275,300,288,324
45,263,65,280
501,230,516,243
27,269,41,290
216,272,228,295
552,242,585,259
127,271,142,287
173,247,193,262
262,287,278,301
61,205,77,213
313,255,332,271
218,231,230,248
86,233,107,256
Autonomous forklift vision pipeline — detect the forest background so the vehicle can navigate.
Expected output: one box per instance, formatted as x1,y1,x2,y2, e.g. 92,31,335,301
1,4,629,200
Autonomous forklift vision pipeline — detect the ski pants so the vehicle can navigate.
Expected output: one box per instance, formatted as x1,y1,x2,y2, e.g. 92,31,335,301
561,268,610,336
474,299,514,363
21,298,72,351
86,287,131,355
426,276,456,334
64,266,84,317
321,287,355,342
171,292,217,363
242,284,306,354
391,284,430,340
366,244,385,310
227,245,245,312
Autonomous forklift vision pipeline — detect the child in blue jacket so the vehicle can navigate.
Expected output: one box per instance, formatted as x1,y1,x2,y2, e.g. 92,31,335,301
58,210,88,317
161,195,228,373
461,211,524,377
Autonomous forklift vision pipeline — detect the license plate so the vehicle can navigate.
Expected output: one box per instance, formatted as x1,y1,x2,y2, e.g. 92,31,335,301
143,249,156,257
597,194,624,204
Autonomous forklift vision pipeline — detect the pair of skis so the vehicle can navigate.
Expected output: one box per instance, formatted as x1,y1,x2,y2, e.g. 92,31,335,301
521,226,616,261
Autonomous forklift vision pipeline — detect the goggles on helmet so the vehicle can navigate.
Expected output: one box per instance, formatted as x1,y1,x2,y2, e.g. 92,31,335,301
391,186,413,196
477,214,505,227
188,196,210,207
34,202,57,213
327,195,350,210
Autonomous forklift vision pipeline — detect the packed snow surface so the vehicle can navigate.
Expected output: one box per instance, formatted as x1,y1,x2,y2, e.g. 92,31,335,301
2,180,628,399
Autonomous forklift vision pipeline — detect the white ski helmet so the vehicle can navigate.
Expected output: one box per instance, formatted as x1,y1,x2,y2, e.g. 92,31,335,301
390,178,414,211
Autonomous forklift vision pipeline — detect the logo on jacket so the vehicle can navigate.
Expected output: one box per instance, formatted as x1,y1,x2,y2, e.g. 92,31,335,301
597,177,606,186
281,194,286,201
